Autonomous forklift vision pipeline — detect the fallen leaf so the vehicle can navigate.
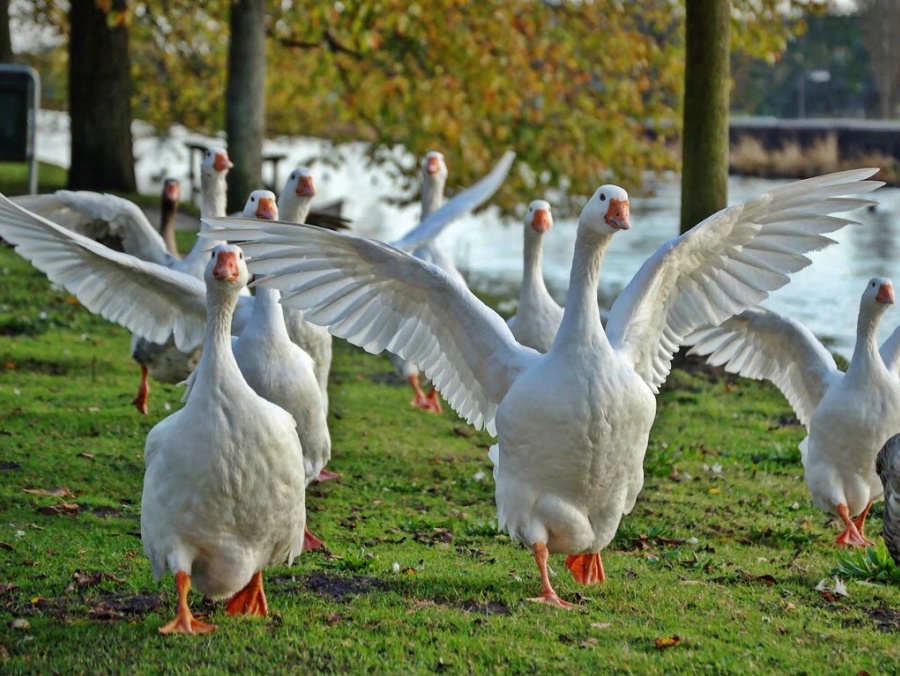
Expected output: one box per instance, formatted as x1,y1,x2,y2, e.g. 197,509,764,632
65,295,80,305
10,618,30,630
590,622,612,629
37,502,80,516
452,427,472,438
325,613,343,624
23,487,75,498
755,574,777,586
0,583,17,595
77,453,95,460
64,570,126,594
580,638,598,648
0,542,13,551
708,487,720,495
654,635,681,649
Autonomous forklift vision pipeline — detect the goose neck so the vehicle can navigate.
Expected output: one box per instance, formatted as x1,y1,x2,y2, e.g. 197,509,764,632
520,230,549,303
193,283,243,390
421,178,445,218
200,171,227,219
251,285,289,335
554,228,612,348
849,303,888,375
277,194,312,224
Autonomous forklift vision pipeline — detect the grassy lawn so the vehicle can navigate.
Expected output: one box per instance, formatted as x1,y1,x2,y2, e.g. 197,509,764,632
1,230,899,673
0,162,68,196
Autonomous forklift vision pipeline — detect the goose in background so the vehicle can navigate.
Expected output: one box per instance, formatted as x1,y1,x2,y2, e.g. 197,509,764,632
277,169,336,425
226,190,332,546
389,150,516,412
507,200,564,353
206,169,879,607
876,434,900,564
159,178,181,257
689,277,900,546
142,243,305,634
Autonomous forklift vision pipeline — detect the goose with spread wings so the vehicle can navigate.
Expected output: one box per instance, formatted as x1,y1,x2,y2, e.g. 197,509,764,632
204,169,880,607
689,277,900,546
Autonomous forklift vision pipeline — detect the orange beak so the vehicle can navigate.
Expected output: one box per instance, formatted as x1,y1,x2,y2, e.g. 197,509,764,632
164,181,180,202
213,251,240,282
426,156,442,175
877,283,895,305
255,197,277,220
531,209,551,233
214,152,234,172
295,176,316,197
605,198,631,231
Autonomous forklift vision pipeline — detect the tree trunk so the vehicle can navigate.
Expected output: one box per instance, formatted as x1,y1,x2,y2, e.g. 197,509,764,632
680,0,730,233
225,0,267,214
68,0,136,192
0,0,13,63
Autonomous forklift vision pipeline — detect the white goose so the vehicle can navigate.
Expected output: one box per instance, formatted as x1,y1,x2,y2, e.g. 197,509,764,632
876,434,900,564
389,150,516,412
230,190,332,549
689,277,900,546
506,200,564,353
142,243,305,634
206,169,879,607
277,169,335,425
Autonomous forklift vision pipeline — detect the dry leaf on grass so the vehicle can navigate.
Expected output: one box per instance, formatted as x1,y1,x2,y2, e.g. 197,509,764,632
654,635,681,649
64,570,125,594
23,487,75,498
37,502,80,516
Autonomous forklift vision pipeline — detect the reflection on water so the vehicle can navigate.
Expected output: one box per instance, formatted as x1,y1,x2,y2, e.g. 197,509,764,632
33,112,900,358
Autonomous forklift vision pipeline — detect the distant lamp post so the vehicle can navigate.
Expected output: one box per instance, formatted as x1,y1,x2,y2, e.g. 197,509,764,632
798,69,831,118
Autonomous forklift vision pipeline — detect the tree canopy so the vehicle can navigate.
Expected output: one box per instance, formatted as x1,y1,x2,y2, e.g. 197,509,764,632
14,0,825,212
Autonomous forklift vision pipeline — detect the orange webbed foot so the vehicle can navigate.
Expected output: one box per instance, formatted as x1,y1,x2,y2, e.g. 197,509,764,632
835,503,874,547
132,365,150,415
527,592,575,609
565,553,606,585
314,468,342,483
159,571,216,635
225,571,268,617
303,527,326,552
424,388,443,413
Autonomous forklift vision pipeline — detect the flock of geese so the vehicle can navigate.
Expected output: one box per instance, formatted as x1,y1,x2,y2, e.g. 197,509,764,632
2,149,900,633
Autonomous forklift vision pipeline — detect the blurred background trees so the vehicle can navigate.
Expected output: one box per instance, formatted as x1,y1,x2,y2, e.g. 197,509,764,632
5,0,881,207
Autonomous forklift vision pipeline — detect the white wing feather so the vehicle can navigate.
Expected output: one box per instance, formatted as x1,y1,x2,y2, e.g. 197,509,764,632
201,218,538,434
606,169,881,392
881,326,900,379
0,193,208,351
391,151,515,252
687,308,841,427
13,191,173,267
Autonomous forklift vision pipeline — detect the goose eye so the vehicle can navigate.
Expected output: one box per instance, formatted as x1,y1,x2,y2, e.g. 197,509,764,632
251,196,256,202
210,251,215,259
239,252,244,259
599,193,606,202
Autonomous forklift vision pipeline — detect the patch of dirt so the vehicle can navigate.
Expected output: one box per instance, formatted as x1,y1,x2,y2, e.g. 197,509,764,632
88,592,161,621
456,599,510,616
413,527,454,546
668,352,729,384
85,506,125,518
865,607,900,632
0,460,21,471
269,573,391,599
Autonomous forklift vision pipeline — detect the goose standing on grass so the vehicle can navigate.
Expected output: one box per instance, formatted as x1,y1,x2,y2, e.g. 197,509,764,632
228,190,332,549
206,169,879,607
142,243,305,634
876,434,900,564
388,150,516,412
277,169,335,424
159,179,181,257
506,200,564,352
689,277,900,546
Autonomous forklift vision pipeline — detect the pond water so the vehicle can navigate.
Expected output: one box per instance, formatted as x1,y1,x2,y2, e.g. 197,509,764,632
34,111,900,358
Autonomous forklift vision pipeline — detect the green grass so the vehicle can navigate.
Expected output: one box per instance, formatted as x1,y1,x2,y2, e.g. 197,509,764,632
1,232,900,673
0,162,68,195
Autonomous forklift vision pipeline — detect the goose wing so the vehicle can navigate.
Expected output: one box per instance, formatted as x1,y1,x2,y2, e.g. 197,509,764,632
0,193,207,351
202,218,538,434
605,169,880,392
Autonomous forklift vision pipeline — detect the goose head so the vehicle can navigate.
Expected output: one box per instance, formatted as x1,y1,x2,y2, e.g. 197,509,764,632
284,168,316,198
206,244,249,287
162,178,180,204
862,276,894,313
243,190,279,221
579,184,631,235
525,199,553,235
201,146,234,178
422,151,448,180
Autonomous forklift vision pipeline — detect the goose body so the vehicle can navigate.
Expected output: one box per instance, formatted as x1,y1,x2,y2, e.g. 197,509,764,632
876,434,900,564
141,244,305,634
689,278,900,545
207,168,879,605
